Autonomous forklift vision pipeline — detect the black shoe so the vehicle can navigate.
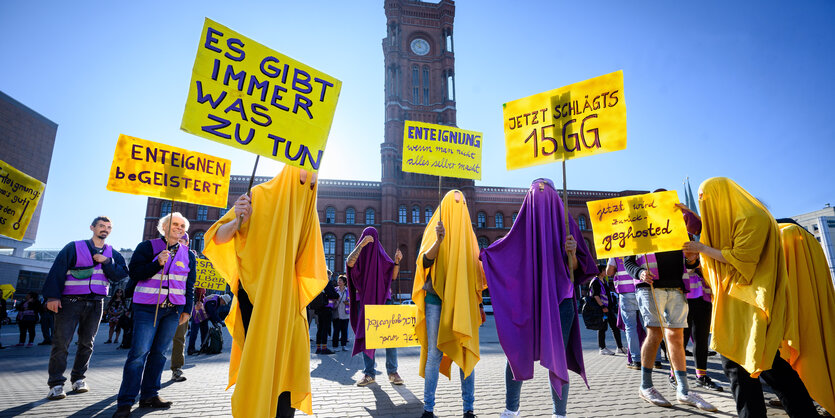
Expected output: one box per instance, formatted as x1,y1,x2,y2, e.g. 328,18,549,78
187,348,196,355
421,411,435,418
626,361,641,370
138,396,172,408
695,375,723,392
655,361,663,368
684,349,693,356
39,341,51,345
463,411,477,418
668,374,677,389
112,405,131,418
320,348,335,355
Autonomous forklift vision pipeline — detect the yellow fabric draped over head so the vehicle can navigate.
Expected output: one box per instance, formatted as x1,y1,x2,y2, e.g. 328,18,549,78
203,166,327,417
412,189,486,380
778,223,835,415
697,177,793,376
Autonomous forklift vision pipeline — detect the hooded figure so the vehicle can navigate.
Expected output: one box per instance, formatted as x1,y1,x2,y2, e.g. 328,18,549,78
347,227,394,358
203,166,327,417
481,178,596,395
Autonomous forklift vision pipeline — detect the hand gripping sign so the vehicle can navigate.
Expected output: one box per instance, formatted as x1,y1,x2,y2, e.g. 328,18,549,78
0,159,45,241
181,18,342,172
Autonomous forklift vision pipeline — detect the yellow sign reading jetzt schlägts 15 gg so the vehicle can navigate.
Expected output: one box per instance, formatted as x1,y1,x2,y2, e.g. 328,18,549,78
181,18,342,172
587,190,690,259
0,160,45,241
402,121,483,180
502,70,626,171
106,134,231,208
364,304,419,349
195,259,227,291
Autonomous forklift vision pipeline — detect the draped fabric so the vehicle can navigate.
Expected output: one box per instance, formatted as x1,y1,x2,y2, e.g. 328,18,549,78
347,226,395,358
203,166,327,416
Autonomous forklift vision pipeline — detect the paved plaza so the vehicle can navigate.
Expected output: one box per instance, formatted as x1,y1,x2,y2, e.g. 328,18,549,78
0,316,790,417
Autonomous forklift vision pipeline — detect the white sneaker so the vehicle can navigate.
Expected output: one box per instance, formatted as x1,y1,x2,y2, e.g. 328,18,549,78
639,387,672,407
677,391,717,412
499,409,521,417
71,379,88,393
47,385,66,400
552,415,566,418
599,347,615,355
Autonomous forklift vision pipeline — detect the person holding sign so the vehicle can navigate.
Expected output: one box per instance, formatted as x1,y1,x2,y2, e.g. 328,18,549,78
42,216,128,401
682,178,818,418
413,190,486,418
481,179,597,418
203,165,327,418
114,212,196,418
345,226,404,386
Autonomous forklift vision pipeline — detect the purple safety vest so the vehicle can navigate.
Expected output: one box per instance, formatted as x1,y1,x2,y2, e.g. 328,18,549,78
63,241,112,296
133,239,190,306
612,258,635,294
632,254,660,287
590,277,609,305
683,269,712,302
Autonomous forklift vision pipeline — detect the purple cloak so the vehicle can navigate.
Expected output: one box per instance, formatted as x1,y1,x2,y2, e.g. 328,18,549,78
480,178,598,394
347,227,394,358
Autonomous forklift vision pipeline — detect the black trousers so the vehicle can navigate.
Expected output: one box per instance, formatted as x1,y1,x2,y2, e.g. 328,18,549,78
238,287,295,418
682,297,711,370
721,353,817,418
332,318,349,347
597,311,622,349
18,320,37,344
315,309,332,346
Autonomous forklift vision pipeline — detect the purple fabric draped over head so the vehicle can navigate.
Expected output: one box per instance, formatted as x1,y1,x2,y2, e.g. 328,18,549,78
480,178,598,395
347,226,395,358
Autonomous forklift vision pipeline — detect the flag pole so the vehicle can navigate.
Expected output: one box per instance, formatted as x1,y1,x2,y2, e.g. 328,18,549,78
237,155,260,231
154,198,175,327
563,159,575,283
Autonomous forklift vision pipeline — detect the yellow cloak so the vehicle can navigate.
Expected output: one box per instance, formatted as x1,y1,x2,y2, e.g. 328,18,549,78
697,177,794,377
203,166,327,417
778,223,835,415
412,190,486,380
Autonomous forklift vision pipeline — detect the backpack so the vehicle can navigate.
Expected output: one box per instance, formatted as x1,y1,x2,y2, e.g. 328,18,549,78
201,324,223,354
580,295,606,331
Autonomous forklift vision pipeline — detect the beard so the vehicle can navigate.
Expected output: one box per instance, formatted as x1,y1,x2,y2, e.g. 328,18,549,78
97,232,108,239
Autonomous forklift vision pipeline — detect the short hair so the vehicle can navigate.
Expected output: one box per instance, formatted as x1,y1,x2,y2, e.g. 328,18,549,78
157,212,190,236
91,216,111,227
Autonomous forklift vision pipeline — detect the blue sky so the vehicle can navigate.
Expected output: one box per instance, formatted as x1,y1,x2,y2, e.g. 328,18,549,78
1,0,833,251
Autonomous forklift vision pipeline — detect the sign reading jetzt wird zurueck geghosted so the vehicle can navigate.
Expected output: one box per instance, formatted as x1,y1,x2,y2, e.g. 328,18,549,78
181,18,342,172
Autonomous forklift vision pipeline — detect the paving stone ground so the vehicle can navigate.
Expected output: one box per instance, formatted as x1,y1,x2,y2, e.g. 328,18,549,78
0,316,791,417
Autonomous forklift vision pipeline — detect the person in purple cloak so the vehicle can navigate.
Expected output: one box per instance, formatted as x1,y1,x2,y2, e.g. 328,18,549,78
481,178,598,418
345,226,404,387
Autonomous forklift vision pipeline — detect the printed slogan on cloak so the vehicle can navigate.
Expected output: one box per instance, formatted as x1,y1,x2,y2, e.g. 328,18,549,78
402,121,483,180
364,305,419,349
181,18,342,171
586,190,690,259
106,134,231,208
0,160,45,241
195,259,227,291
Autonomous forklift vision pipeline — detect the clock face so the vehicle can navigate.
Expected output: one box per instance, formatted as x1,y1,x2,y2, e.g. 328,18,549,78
410,38,430,56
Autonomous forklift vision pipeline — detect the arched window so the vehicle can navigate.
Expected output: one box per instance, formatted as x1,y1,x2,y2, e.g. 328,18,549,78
412,65,419,104
160,201,172,217
323,233,336,272
346,207,355,225
196,205,208,221
412,205,421,224
477,212,487,228
325,207,335,224
399,205,407,223
191,232,205,254
578,215,587,231
477,236,489,249
422,66,430,105
343,234,356,260
512,212,518,225
425,206,433,222
495,212,504,229
365,208,375,225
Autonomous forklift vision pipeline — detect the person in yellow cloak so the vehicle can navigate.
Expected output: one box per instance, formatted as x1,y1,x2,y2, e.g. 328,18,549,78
683,177,818,418
203,166,328,418
413,190,486,418
776,220,835,416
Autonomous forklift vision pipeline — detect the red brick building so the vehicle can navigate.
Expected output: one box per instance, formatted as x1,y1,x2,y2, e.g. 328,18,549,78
142,0,644,297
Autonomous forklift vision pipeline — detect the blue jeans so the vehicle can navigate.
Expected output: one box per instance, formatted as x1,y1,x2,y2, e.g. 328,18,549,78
618,292,641,363
117,303,183,406
362,349,398,376
423,302,475,413
505,297,574,415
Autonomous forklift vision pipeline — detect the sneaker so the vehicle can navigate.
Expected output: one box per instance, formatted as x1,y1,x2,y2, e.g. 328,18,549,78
552,415,566,418
639,387,672,407
626,361,641,370
599,347,615,355
421,411,435,418
320,348,335,355
388,372,404,385
47,385,66,400
668,374,677,390
499,409,521,417
15,343,23,347
26,343,33,348
171,370,187,382
463,411,476,418
695,375,723,392
72,379,89,393
356,375,375,387
677,391,717,412
341,346,349,351
618,347,628,355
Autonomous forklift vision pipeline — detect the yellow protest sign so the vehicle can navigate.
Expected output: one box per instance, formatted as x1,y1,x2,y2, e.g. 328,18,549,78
502,70,626,170
364,304,419,349
181,18,342,171
195,259,227,291
106,134,231,208
0,284,16,300
587,190,690,259
401,121,483,180
0,160,45,241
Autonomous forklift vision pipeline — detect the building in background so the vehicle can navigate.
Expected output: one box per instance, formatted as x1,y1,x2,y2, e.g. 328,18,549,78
142,0,645,298
792,204,835,285
0,90,58,298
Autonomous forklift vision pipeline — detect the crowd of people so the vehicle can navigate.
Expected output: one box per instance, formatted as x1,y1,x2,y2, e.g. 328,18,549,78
17,168,835,418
